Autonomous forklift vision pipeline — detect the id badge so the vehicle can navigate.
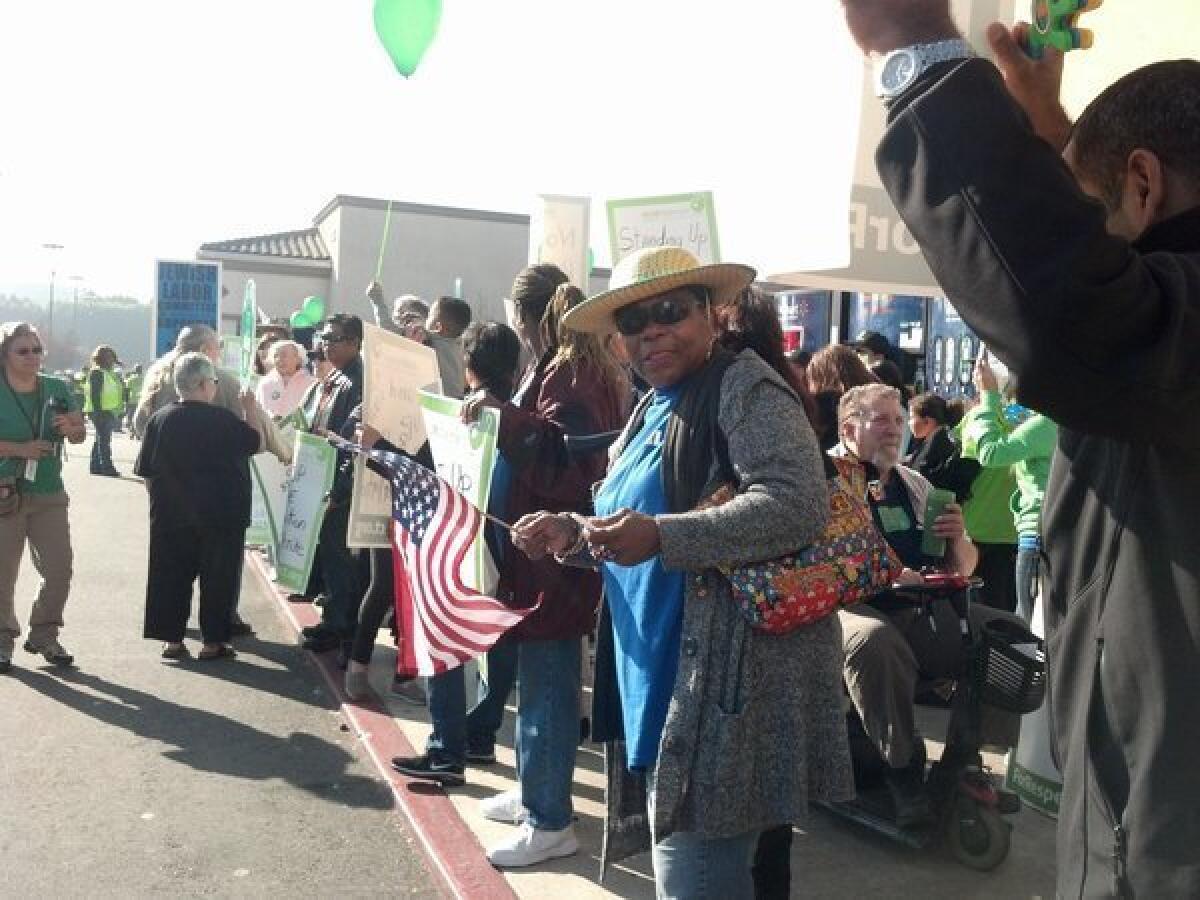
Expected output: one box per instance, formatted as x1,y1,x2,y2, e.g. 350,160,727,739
24,459,38,482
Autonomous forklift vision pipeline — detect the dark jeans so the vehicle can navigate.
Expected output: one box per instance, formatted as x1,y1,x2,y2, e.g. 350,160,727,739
89,411,116,472
317,502,363,639
972,542,1017,613
144,523,243,644
426,637,519,763
752,825,792,900
350,547,393,665
1015,539,1040,625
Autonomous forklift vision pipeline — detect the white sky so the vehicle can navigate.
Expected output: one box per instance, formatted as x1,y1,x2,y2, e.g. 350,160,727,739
0,1,869,300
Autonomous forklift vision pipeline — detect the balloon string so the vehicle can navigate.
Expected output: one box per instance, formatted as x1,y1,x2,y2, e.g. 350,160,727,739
374,199,394,281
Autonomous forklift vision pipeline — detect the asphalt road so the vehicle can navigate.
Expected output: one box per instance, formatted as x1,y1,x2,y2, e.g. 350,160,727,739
0,432,439,899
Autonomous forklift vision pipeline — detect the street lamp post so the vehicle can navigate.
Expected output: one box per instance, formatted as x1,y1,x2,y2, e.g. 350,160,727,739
42,243,64,363
68,275,85,364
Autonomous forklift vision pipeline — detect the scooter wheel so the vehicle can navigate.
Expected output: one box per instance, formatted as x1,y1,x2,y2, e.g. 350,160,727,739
945,794,1011,871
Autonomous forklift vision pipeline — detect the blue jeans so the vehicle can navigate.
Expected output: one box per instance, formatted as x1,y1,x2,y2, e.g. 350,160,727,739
426,638,519,763
515,637,580,831
652,827,760,899
1015,537,1041,626
89,411,115,471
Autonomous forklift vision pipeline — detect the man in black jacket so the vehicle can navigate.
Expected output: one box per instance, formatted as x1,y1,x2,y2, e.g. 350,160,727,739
839,3,1200,896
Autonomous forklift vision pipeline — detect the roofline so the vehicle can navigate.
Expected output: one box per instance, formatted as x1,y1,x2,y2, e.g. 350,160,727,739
195,251,333,276
314,195,530,228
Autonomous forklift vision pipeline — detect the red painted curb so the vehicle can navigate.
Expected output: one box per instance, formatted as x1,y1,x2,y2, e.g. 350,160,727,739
245,551,517,900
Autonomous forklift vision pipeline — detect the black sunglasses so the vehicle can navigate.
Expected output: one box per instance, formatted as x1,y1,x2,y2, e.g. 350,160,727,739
613,295,703,337
319,332,350,344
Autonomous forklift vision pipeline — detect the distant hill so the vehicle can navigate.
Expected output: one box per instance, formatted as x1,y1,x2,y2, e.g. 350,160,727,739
0,292,153,371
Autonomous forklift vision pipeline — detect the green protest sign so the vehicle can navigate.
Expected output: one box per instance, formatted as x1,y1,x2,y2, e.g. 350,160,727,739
275,432,337,593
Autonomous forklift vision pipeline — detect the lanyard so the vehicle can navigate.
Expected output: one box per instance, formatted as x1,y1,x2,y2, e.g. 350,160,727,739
2,373,43,440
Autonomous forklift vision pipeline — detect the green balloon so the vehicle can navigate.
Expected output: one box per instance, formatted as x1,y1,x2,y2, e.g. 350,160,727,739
290,310,314,329
301,295,326,322
373,0,442,78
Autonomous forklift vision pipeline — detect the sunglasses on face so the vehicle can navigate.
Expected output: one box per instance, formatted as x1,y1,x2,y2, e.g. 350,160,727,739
319,333,349,344
612,295,701,337
13,346,44,357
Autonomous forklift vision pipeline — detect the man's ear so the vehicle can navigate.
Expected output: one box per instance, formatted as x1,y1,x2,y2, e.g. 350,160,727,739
1122,148,1169,234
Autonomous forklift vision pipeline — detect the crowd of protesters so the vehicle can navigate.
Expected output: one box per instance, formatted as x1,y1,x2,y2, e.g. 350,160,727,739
1,3,1198,896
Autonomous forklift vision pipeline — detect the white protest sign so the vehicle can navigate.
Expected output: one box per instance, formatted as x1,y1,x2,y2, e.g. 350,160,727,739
419,391,501,594
275,432,337,593
530,194,590,289
606,192,720,267
770,0,1016,294
347,324,442,548
220,335,245,373
246,452,288,553
1006,585,1062,817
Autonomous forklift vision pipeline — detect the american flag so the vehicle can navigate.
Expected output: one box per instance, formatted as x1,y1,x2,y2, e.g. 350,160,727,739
357,444,535,676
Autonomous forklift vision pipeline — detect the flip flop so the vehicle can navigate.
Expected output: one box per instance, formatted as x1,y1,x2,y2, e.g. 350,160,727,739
197,645,237,661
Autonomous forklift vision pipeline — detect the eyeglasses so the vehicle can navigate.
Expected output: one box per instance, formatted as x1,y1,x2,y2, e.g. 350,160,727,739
612,296,701,337
13,346,45,357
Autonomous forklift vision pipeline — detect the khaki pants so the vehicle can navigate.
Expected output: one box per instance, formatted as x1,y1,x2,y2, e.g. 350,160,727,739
0,490,73,648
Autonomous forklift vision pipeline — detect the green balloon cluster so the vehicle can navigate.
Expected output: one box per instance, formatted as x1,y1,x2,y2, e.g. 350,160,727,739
289,295,326,330
374,0,442,78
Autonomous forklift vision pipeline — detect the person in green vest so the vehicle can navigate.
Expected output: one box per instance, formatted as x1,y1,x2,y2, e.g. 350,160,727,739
123,363,143,433
83,344,124,477
0,322,87,672
963,356,1057,624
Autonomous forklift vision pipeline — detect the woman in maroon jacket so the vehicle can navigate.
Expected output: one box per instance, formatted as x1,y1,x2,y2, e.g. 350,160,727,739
469,265,628,867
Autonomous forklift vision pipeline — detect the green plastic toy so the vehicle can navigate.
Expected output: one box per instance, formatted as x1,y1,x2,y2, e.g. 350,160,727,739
1025,0,1102,59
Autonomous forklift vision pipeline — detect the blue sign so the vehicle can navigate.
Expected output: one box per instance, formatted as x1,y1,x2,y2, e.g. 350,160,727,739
155,260,221,357
848,293,927,353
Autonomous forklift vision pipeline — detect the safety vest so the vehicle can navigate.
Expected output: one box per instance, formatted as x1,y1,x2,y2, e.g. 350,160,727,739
83,368,123,413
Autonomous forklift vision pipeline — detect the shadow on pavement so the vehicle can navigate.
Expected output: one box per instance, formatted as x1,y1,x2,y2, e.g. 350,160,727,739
11,666,394,811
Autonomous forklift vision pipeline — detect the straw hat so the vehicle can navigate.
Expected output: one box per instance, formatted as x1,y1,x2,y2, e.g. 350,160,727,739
562,246,756,334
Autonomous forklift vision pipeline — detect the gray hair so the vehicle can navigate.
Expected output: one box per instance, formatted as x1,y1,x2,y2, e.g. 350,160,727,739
838,383,902,429
173,351,216,396
270,340,306,363
176,325,218,354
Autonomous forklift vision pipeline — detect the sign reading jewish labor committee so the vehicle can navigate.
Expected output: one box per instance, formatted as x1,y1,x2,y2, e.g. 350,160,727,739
770,0,1015,295
606,192,720,267
275,432,337,593
419,391,500,594
531,194,590,290
347,324,443,548
153,259,222,358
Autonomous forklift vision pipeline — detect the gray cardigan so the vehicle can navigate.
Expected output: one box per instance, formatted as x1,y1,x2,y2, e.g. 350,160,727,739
597,350,854,851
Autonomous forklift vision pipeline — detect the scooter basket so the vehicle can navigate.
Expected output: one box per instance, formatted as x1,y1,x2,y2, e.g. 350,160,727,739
979,619,1046,714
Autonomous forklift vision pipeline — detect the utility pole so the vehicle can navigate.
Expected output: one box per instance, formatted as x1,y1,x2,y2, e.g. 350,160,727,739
42,243,64,364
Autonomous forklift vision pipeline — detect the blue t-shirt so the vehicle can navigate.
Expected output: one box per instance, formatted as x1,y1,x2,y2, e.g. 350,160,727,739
593,388,687,771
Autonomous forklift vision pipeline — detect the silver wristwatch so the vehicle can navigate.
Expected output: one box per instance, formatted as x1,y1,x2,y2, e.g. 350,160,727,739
874,39,974,101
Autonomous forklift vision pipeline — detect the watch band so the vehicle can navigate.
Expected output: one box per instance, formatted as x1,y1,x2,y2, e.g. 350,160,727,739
875,39,974,101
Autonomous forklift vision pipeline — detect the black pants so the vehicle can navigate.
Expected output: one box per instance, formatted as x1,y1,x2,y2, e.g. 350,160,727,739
972,542,1017,613
752,824,792,899
351,547,394,664
144,524,244,644
317,502,364,639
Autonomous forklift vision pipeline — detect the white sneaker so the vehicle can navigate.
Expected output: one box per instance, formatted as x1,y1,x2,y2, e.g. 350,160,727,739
486,823,578,868
480,789,526,824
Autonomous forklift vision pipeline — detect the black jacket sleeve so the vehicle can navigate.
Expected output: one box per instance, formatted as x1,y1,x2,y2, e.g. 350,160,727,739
877,59,1200,449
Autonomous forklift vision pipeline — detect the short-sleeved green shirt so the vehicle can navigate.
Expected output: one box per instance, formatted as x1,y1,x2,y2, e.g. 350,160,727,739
0,374,79,494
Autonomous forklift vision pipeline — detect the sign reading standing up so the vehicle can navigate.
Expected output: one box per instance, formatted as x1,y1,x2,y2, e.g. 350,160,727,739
154,260,222,357
606,192,721,267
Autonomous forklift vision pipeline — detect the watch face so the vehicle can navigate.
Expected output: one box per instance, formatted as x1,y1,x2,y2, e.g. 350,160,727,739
882,50,917,92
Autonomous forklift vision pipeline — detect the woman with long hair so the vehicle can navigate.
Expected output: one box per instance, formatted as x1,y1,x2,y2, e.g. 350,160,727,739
0,322,87,672
806,343,879,450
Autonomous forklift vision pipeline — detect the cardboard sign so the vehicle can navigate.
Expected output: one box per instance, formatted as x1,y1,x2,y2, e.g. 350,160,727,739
606,192,720,267
419,391,501,593
530,194,590,289
770,0,1015,294
275,432,337,593
347,325,442,548
246,452,288,553
153,260,221,358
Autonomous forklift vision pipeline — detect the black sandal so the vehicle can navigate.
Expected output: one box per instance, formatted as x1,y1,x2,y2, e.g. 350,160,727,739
197,645,236,661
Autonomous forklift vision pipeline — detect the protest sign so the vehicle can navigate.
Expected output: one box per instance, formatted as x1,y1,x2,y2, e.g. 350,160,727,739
769,0,1015,294
530,194,590,290
246,452,288,553
240,280,257,382
606,192,720,267
347,324,442,548
153,260,221,358
1006,587,1062,817
419,390,500,593
275,432,337,593
219,335,244,373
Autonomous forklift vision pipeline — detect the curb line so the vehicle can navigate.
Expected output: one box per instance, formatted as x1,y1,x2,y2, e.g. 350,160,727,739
245,550,517,900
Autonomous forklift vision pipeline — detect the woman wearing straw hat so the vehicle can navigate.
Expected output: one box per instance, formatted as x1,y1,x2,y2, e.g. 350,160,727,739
512,246,853,896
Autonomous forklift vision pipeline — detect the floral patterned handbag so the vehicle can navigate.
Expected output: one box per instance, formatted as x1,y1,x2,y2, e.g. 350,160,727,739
714,456,903,634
